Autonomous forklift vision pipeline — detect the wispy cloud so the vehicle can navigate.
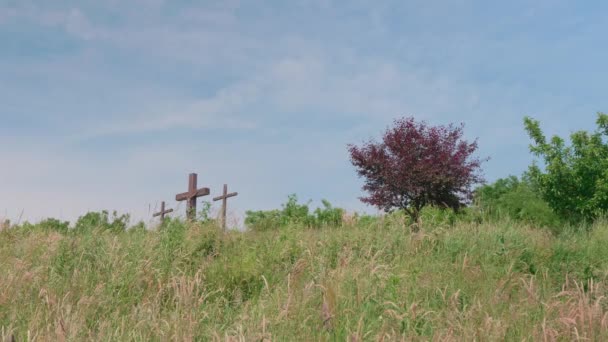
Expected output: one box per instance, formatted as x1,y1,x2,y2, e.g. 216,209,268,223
78,104,258,139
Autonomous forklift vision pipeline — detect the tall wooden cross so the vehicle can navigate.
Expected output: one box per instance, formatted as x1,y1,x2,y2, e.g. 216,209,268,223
213,184,238,230
153,201,173,222
175,173,210,220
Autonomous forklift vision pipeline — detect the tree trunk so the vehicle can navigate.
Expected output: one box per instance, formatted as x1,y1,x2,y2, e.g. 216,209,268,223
410,209,421,233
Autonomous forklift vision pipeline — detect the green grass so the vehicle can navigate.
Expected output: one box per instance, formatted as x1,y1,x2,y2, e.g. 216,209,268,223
2,217,608,340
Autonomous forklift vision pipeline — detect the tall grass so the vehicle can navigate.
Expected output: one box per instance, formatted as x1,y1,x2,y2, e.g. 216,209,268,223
2,217,608,340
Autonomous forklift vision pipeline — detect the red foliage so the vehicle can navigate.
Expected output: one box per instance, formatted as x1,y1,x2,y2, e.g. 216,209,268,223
348,117,485,221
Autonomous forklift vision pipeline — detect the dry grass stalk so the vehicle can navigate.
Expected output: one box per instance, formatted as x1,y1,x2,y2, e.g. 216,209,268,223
534,279,608,341
321,284,336,331
277,274,293,320
341,212,358,226
0,219,10,231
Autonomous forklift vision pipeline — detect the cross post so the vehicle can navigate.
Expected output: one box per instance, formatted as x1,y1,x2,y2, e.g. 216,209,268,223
153,201,173,222
213,184,238,231
176,173,210,221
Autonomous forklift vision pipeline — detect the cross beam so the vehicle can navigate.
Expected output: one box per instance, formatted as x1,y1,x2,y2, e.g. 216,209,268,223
213,184,238,231
175,173,210,220
153,201,173,222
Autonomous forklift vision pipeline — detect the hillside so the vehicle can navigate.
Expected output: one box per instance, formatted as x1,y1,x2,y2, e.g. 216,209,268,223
2,218,608,340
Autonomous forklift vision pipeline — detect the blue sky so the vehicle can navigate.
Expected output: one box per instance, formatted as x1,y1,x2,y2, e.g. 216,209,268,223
1,0,607,225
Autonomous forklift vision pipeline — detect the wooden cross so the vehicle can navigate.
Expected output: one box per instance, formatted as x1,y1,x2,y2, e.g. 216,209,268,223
153,201,173,222
213,184,238,230
175,173,210,220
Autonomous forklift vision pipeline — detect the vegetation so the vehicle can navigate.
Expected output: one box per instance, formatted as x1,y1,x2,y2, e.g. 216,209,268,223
245,194,344,231
475,175,562,230
73,210,131,233
3,217,608,340
525,113,608,223
348,117,485,230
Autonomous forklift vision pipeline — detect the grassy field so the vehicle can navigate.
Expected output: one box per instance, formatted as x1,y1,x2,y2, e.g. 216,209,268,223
2,217,608,341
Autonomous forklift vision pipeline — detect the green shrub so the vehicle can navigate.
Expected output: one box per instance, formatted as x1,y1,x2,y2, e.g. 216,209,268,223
244,209,282,232
14,218,70,234
197,201,217,224
245,194,344,231
74,210,130,233
37,218,70,233
475,175,561,229
280,194,314,226
313,199,344,227
420,206,454,226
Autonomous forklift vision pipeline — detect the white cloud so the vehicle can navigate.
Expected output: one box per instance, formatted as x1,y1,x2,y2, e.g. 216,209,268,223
78,104,258,139
72,52,480,141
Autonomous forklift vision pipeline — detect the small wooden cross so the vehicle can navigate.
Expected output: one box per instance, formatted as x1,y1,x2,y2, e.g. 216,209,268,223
175,173,210,221
153,201,173,222
213,184,238,230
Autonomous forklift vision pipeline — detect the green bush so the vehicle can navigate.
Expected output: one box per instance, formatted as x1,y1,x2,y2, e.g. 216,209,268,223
245,194,344,231
74,210,130,233
196,201,217,224
15,218,70,234
313,199,344,227
280,194,314,226
37,218,70,233
475,175,561,229
244,209,283,232
419,206,477,228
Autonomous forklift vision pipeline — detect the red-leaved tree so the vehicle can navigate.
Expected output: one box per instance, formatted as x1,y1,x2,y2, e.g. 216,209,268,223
348,117,485,230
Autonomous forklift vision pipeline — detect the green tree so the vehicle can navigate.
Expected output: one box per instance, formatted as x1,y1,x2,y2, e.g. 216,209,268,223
524,113,608,223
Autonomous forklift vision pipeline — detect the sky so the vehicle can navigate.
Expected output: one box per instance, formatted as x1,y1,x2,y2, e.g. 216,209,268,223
1,0,607,226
